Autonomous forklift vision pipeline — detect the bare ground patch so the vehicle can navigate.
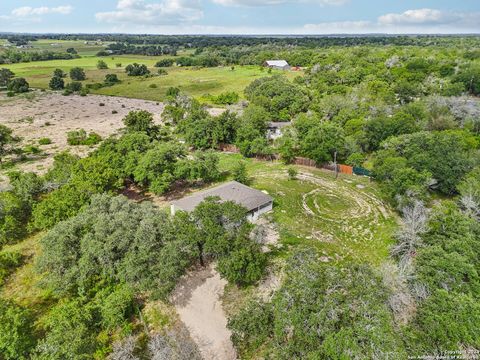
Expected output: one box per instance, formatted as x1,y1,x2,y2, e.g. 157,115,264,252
0,91,164,176
170,264,237,360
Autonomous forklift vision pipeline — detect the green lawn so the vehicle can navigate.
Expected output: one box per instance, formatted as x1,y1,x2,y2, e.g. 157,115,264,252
2,55,299,103
218,154,397,266
0,233,54,318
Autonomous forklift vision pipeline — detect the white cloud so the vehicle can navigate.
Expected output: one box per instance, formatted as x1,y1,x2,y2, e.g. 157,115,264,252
212,0,347,7
304,8,480,34
378,8,454,26
11,6,73,17
95,0,203,25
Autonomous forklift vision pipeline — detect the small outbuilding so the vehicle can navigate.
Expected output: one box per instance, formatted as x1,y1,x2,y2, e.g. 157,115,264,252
170,181,273,222
264,60,291,71
267,122,290,140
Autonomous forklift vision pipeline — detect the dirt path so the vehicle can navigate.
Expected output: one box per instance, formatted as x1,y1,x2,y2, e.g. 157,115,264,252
171,264,236,360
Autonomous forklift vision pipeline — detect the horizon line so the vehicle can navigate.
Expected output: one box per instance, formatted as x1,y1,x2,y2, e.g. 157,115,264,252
1,32,480,36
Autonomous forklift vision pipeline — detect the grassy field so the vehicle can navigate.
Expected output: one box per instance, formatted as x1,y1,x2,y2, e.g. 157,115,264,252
2,54,300,103
0,153,396,357
0,39,108,56
0,232,54,320
0,39,195,57
217,153,397,266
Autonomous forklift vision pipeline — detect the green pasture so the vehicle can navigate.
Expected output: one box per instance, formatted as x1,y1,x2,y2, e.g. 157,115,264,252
217,153,397,266
2,55,299,103
0,39,108,56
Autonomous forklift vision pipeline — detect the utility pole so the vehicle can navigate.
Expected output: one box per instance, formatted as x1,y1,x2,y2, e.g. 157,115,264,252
334,150,338,180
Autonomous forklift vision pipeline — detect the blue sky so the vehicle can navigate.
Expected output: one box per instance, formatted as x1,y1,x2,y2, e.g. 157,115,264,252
0,0,479,34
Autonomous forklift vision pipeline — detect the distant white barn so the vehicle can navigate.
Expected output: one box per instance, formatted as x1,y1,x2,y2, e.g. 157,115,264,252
264,60,290,71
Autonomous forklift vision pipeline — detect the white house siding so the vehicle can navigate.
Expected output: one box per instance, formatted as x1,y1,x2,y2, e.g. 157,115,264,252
247,201,273,222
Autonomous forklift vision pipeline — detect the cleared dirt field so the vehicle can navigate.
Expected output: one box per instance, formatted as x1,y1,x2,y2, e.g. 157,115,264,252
0,90,164,175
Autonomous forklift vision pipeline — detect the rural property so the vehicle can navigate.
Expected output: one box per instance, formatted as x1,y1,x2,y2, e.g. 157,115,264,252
1,3,480,360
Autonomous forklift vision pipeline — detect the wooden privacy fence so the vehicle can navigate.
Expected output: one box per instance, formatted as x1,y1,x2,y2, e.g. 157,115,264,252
293,157,354,174
217,148,370,177
338,164,353,175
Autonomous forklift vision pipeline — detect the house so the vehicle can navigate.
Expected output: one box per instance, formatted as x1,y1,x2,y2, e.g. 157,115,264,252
170,181,273,222
264,60,290,71
267,122,290,140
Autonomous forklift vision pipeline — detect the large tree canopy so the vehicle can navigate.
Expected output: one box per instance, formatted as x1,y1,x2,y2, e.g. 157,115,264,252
36,194,195,299
244,76,309,120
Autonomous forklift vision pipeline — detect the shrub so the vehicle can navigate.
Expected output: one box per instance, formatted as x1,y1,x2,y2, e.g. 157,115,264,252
213,91,239,105
166,87,180,98
125,63,150,76
96,60,108,70
34,299,98,359
104,73,120,85
0,68,14,87
67,129,102,146
49,76,65,90
70,67,86,81
96,285,135,330
0,252,23,286
53,68,66,78
149,84,158,89
65,81,82,93
217,238,266,285
228,300,273,356
122,110,159,136
38,138,52,145
0,299,36,359
232,161,249,185
155,58,174,67
7,78,29,93
157,68,168,75
86,82,104,90
22,145,41,155
346,152,366,167
0,192,29,245
287,167,297,180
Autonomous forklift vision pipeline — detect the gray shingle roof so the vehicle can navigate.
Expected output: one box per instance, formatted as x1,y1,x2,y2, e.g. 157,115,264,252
171,181,273,213
268,122,290,128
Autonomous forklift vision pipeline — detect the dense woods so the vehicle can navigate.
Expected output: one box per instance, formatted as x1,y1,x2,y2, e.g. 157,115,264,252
1,34,480,359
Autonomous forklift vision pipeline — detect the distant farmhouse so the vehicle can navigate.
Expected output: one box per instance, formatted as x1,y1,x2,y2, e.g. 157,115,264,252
264,60,290,70
267,122,290,140
171,181,273,221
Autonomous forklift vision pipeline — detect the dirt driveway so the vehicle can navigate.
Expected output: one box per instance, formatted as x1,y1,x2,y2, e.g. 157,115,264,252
171,264,237,360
